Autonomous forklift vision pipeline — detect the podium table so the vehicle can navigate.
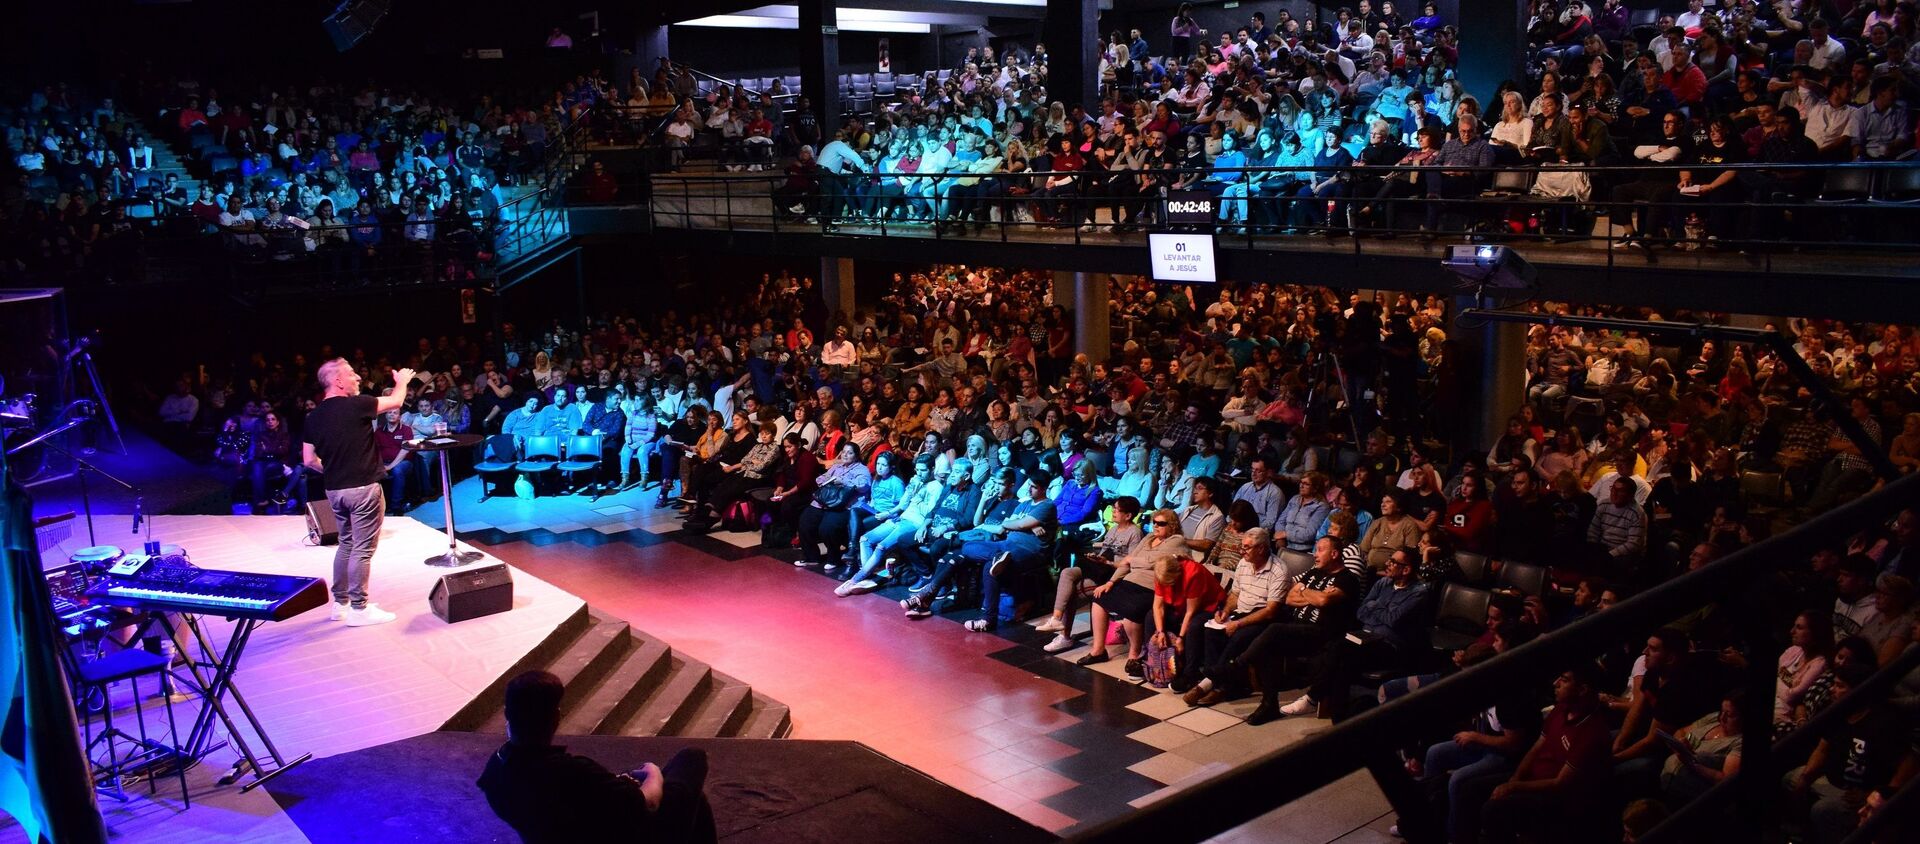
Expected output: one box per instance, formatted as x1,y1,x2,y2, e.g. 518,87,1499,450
404,433,486,567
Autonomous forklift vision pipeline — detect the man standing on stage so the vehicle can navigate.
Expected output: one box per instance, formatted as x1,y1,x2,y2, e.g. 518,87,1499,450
303,359,415,627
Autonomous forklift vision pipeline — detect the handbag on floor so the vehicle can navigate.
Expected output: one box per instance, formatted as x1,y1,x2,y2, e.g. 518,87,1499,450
1143,633,1178,688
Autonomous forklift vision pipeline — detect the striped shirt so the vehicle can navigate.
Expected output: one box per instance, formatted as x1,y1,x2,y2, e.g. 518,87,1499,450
1586,501,1646,556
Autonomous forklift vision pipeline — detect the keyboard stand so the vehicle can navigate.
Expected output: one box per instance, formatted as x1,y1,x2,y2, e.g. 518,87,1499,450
158,612,312,791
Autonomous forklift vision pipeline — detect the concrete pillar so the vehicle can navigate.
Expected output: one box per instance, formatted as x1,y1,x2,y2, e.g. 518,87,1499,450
1050,270,1111,363
798,0,842,136
1453,0,1526,110
1043,0,1099,112
1454,295,1526,453
634,26,669,79
821,256,856,325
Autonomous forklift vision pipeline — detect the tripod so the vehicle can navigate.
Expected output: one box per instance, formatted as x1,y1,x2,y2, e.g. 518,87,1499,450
68,347,125,455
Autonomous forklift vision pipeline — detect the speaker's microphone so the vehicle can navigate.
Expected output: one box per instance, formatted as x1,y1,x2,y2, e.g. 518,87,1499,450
132,496,144,534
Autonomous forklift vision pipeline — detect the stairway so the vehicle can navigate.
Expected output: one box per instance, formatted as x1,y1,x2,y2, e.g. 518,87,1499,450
441,606,791,740
126,116,201,219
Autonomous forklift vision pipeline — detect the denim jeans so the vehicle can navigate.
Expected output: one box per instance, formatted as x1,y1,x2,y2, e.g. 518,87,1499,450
619,438,659,481
1423,740,1511,843
962,532,1046,623
855,517,925,579
327,482,385,608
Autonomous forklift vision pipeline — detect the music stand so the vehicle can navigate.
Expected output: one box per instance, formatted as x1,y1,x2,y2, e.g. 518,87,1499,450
405,433,486,567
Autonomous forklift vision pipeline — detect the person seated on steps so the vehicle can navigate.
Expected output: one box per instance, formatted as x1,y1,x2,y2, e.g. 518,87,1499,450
477,669,717,844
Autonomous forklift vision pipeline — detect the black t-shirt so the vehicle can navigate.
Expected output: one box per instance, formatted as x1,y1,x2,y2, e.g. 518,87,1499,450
303,394,384,490
1648,653,1729,729
1406,490,1447,525
476,742,651,844
1821,711,1905,790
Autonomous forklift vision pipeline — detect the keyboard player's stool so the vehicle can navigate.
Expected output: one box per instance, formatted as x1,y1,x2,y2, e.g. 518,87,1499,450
66,647,191,806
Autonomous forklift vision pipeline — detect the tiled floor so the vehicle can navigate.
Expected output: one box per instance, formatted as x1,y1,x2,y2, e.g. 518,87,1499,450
431,474,1392,836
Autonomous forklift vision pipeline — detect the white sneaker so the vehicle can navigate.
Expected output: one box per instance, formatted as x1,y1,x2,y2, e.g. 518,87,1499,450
1279,694,1317,716
343,604,398,627
834,582,856,597
1043,633,1078,653
849,578,879,593
988,551,1012,579
330,602,348,621
1033,616,1065,633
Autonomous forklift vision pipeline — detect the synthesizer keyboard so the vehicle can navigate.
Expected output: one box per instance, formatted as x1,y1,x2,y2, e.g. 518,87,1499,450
85,559,328,622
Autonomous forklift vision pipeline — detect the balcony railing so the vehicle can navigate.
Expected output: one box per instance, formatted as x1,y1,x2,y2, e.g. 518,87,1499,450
637,160,1920,277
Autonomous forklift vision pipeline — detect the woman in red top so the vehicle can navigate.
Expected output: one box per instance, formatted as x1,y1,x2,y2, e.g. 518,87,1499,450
1143,101,1183,139
1034,134,1083,226
1442,472,1495,553
1153,554,1227,689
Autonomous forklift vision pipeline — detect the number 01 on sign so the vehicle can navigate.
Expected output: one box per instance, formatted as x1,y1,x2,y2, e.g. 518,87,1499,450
1146,232,1217,284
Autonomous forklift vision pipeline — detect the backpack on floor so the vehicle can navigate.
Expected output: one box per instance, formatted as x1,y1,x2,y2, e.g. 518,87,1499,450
1142,634,1178,688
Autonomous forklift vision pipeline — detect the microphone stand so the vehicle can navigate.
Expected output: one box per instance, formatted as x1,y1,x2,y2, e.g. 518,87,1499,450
55,444,137,547
8,413,143,547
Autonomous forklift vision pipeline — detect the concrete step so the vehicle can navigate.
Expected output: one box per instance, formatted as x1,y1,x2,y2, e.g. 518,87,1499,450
736,696,793,739
676,680,751,738
438,604,594,732
559,635,672,736
613,656,710,738
476,613,632,733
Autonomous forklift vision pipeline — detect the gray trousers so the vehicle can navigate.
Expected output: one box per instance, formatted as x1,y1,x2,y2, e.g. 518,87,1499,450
327,482,385,608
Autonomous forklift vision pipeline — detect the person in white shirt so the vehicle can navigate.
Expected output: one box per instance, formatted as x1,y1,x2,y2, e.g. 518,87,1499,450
1341,21,1375,60
126,136,153,172
218,197,266,248
820,326,858,369
1675,0,1705,32
1805,19,1848,72
815,132,872,224
1802,76,1857,160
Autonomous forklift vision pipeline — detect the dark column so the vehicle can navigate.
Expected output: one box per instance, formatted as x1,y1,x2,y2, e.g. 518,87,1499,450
635,25,669,72
799,0,842,134
822,257,857,324
1453,0,1526,109
1043,0,1099,110
1453,294,1526,452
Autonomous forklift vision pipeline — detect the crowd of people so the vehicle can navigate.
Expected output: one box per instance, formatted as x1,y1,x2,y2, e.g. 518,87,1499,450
139,256,1920,841
651,1,1920,247
2,67,615,286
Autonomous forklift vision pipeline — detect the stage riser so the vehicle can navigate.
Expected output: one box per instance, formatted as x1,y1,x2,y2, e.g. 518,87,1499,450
449,607,790,740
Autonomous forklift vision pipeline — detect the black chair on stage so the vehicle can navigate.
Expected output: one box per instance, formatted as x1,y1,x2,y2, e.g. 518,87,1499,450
63,644,191,805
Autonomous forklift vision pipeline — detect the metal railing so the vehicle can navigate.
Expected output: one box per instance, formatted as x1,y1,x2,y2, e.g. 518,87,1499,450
493,187,569,266
641,159,1920,271
1066,472,1920,844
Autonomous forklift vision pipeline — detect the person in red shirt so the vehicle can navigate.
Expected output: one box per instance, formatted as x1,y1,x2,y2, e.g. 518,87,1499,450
1443,472,1496,552
372,408,423,515
583,160,619,204
177,99,207,132
1034,134,1083,225
1153,554,1228,689
1661,45,1708,110
1481,664,1612,844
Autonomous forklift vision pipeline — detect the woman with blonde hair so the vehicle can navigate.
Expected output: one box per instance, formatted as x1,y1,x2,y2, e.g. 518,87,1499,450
1074,509,1192,678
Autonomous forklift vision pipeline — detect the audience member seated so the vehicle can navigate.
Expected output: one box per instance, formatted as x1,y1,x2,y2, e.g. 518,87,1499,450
477,669,716,843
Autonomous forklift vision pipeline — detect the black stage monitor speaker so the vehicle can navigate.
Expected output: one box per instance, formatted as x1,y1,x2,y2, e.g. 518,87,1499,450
305,500,339,546
430,564,513,623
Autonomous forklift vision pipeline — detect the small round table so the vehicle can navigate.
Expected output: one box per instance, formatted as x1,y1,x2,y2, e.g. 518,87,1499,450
404,433,487,567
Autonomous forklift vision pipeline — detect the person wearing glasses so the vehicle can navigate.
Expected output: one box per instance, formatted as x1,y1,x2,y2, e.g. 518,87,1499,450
1608,109,1692,249
1075,508,1194,678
